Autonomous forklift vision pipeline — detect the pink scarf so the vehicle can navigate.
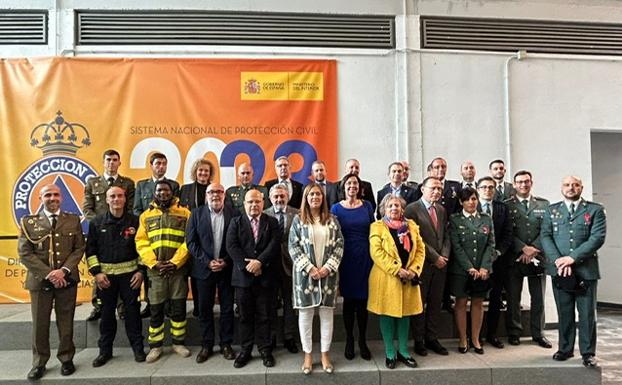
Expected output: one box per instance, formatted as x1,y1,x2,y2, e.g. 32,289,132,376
383,217,411,253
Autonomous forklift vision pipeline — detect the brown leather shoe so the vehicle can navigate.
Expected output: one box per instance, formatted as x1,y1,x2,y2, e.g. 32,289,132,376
221,344,235,360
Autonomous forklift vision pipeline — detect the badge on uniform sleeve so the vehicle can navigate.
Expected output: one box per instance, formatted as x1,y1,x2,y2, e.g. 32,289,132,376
482,225,490,235
123,227,136,239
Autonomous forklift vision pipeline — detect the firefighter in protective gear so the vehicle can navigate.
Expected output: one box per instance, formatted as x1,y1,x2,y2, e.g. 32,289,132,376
135,180,191,363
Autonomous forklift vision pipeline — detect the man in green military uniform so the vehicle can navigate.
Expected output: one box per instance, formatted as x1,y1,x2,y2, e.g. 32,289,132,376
83,149,136,321
18,184,85,380
505,170,552,348
83,149,135,221
225,162,269,213
541,176,606,368
133,152,180,216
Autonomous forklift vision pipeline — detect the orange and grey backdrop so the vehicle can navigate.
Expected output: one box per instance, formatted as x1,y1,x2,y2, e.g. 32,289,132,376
0,57,337,303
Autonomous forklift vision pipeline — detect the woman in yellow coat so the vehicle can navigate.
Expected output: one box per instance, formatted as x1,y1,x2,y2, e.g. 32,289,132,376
368,194,425,369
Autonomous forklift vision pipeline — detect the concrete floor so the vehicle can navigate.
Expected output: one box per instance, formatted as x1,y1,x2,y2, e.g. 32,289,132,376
595,307,622,385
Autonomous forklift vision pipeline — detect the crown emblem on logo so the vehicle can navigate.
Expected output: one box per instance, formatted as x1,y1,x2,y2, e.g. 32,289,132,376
29,111,91,156
244,79,261,94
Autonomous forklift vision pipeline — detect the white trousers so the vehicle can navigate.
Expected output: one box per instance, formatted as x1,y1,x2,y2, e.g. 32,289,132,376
298,307,334,353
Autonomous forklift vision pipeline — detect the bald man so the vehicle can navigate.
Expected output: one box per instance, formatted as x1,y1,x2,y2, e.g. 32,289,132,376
225,163,269,213
18,184,85,380
541,176,606,368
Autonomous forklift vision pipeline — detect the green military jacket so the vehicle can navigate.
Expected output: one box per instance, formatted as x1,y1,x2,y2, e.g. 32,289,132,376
541,199,606,280
448,212,496,276
506,195,549,259
225,184,270,213
82,174,135,221
17,212,85,290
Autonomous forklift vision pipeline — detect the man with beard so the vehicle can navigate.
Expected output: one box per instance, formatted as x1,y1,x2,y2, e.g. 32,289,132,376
186,183,239,363
541,176,606,368
489,159,516,202
136,180,191,363
18,184,85,380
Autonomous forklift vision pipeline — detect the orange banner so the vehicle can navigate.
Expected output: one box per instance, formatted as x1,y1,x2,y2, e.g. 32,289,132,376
0,57,338,303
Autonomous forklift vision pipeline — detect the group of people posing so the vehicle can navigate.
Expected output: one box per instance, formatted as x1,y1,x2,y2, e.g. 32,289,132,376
17,150,606,381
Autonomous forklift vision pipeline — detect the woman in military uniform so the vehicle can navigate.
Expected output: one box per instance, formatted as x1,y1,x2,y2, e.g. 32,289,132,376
448,187,495,354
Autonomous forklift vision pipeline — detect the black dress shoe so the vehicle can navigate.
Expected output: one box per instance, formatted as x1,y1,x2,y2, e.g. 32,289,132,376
140,307,151,319
533,337,553,349
508,336,521,346
86,308,101,321
233,352,251,368
469,340,484,355
414,341,428,356
385,357,397,369
425,339,449,356
196,348,213,363
61,361,75,376
134,350,146,362
458,345,469,354
27,366,45,380
284,339,299,354
359,341,372,360
397,353,418,368
487,336,505,349
92,354,112,367
582,354,597,368
552,351,574,361
261,352,275,367
221,344,236,360
344,338,355,360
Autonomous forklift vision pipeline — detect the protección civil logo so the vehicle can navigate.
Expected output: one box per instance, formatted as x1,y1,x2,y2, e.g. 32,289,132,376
12,111,97,233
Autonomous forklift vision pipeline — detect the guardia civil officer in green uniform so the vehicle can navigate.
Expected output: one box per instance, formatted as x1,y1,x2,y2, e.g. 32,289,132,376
505,170,552,348
541,176,606,368
86,186,146,367
225,162,269,213
82,149,135,322
448,187,495,354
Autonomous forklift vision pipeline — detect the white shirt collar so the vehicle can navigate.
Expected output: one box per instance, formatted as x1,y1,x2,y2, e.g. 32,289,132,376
462,209,478,218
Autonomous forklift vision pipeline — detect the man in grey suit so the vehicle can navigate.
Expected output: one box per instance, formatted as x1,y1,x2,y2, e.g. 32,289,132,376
404,176,450,357
489,159,516,202
311,160,339,209
265,183,299,353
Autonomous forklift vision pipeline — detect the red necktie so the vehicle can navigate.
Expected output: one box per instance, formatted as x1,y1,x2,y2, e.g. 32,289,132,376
428,205,439,231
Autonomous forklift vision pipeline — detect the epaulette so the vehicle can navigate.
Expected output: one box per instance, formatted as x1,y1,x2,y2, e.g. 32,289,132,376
533,196,548,201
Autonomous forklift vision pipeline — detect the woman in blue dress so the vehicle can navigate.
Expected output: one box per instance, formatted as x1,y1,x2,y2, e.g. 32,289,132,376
331,173,375,360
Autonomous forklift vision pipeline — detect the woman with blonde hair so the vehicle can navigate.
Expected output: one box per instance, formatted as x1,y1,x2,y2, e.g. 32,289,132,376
289,183,344,374
368,193,425,369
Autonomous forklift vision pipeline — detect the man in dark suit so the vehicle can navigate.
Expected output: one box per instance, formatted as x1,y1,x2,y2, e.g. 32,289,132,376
542,176,606,368
489,159,516,202
18,184,85,380
426,157,461,214
264,156,303,209
339,158,376,210
226,189,281,368
133,152,180,318
404,176,450,357
476,177,513,349
376,161,418,219
133,152,180,216
186,183,239,363
82,149,136,321
264,183,299,353
311,160,339,208
505,170,551,348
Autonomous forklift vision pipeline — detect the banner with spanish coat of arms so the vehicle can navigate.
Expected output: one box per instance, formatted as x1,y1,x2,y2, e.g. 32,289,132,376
0,57,337,303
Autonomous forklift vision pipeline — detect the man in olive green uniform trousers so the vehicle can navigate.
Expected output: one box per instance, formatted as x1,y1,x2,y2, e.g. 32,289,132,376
225,162,269,213
18,184,85,380
505,170,552,348
541,176,606,368
83,149,135,321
